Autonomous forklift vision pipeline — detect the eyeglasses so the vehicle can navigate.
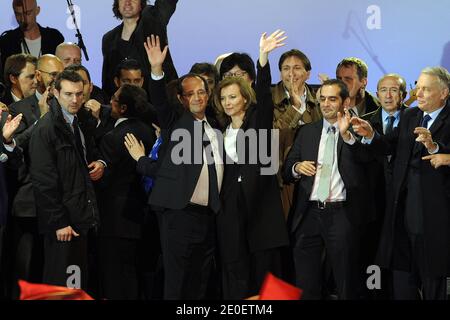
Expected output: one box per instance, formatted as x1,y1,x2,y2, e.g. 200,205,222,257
39,70,59,79
223,71,247,78
182,90,208,99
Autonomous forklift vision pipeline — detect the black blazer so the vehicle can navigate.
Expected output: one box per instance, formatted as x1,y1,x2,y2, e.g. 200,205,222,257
362,105,406,220
97,118,155,239
0,24,64,74
147,73,218,210
219,62,289,256
101,1,178,99
371,101,450,277
8,94,41,218
9,94,41,150
283,120,375,234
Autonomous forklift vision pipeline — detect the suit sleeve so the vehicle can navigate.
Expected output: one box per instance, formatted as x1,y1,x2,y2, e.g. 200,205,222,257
101,34,114,99
255,61,274,130
148,77,177,130
29,124,70,231
282,127,304,184
153,0,178,26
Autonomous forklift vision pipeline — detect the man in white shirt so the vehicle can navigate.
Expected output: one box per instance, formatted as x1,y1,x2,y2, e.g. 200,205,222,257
283,79,375,299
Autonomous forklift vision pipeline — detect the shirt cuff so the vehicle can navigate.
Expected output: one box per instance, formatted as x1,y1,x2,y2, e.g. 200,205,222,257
3,139,16,151
429,143,439,155
343,133,356,145
361,136,374,145
97,160,107,168
151,72,165,81
292,162,301,179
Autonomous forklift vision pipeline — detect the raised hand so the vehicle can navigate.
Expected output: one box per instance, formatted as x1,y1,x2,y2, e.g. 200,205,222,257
414,127,437,153
2,113,23,143
124,133,146,161
259,29,287,66
351,117,374,139
337,108,352,139
144,35,168,76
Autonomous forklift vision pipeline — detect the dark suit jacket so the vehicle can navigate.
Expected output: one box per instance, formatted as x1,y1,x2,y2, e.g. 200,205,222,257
362,105,406,220
97,118,154,239
147,74,216,210
219,62,289,259
0,143,23,225
9,94,41,150
370,101,450,277
8,94,41,217
283,120,375,234
101,1,178,99
0,24,64,75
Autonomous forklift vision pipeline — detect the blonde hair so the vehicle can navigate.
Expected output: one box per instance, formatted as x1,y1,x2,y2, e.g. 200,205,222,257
214,77,256,124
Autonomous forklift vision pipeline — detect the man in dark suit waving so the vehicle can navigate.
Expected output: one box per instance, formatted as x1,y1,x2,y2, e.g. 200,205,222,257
283,79,374,299
139,35,223,300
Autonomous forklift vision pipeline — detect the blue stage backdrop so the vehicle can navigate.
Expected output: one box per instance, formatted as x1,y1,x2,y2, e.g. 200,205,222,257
1,0,449,93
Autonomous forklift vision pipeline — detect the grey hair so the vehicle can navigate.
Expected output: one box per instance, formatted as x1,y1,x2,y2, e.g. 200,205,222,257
421,66,450,91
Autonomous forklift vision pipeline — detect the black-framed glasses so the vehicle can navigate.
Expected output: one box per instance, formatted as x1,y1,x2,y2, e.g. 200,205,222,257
223,71,247,78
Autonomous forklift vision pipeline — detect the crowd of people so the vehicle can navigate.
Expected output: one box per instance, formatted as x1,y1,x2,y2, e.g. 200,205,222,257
0,0,450,301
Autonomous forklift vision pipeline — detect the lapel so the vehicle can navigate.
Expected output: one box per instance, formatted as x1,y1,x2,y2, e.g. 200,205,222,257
311,121,322,161
411,108,424,156
429,102,450,136
371,108,384,134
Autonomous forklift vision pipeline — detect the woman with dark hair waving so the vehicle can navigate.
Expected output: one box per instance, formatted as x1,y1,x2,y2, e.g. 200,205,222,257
214,30,289,299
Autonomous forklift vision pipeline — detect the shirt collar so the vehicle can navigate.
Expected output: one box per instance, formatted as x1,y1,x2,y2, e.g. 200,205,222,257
323,119,337,133
114,117,128,128
11,91,21,103
381,108,401,122
60,106,75,125
424,104,445,121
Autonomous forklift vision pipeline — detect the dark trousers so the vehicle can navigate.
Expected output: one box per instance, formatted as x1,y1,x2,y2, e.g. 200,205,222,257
98,237,139,300
392,234,447,300
43,232,89,290
222,248,282,300
292,205,359,300
157,206,215,300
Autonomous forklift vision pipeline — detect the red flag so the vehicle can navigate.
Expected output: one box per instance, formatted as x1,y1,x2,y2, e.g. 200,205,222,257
18,280,94,300
258,273,302,300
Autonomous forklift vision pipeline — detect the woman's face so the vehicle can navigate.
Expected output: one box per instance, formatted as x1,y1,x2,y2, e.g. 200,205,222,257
220,84,247,118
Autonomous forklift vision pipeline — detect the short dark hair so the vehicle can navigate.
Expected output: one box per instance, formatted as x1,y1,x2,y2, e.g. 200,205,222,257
219,53,256,82
114,59,143,79
190,62,219,84
336,57,368,80
3,53,37,87
321,79,350,101
278,49,311,72
176,73,209,96
112,0,147,19
54,70,84,91
117,84,149,117
65,64,92,83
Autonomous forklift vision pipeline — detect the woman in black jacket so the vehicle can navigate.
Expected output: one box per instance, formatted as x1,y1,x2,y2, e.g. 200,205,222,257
213,30,289,299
